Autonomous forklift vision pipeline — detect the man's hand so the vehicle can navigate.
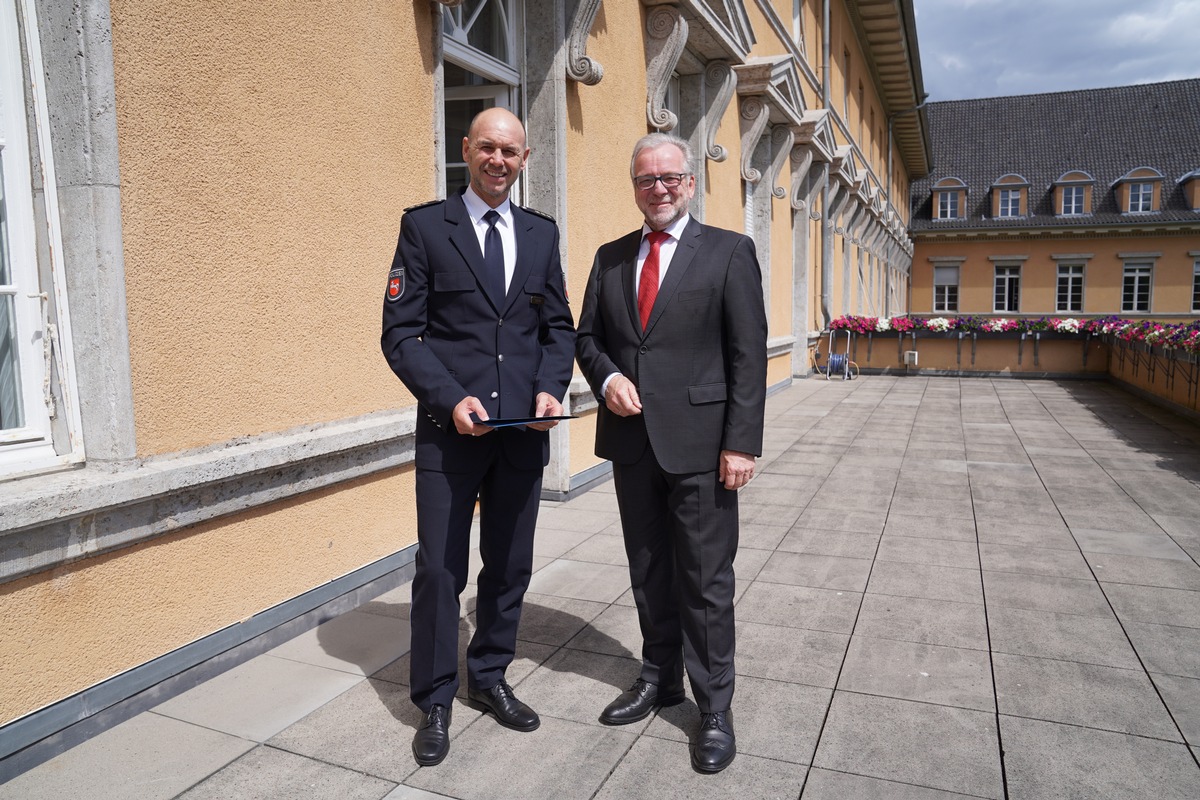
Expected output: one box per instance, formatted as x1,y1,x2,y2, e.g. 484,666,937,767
604,375,643,417
452,396,494,437
527,392,564,431
718,450,756,490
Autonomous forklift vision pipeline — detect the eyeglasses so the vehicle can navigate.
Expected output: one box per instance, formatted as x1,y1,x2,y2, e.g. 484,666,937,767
633,173,690,191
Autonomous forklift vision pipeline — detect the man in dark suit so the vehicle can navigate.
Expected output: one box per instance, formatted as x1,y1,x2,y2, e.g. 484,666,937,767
576,133,767,773
381,108,575,767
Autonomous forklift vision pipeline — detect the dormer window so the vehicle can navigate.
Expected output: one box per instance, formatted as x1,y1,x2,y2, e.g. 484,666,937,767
1115,167,1164,214
1054,171,1094,216
1181,169,1200,212
990,174,1029,219
932,177,966,220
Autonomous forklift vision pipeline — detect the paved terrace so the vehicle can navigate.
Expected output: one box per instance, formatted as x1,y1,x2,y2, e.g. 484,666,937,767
3,377,1200,799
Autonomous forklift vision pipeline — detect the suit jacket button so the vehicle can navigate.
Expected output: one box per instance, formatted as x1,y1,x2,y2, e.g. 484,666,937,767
498,354,505,362
639,346,648,354
491,391,498,398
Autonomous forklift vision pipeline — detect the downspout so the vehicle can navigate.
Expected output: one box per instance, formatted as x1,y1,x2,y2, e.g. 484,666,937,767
820,0,833,326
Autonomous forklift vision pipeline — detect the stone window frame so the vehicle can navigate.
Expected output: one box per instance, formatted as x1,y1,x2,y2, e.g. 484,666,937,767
929,256,964,314
1191,252,1200,313
1118,251,1161,314
990,255,1027,313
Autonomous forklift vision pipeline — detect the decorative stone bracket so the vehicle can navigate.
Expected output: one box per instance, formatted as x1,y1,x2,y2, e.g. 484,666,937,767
567,0,605,85
737,95,770,182
767,125,794,198
702,61,736,162
645,4,688,130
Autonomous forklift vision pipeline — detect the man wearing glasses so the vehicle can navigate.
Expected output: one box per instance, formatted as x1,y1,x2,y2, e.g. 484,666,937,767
576,133,767,773
382,107,575,767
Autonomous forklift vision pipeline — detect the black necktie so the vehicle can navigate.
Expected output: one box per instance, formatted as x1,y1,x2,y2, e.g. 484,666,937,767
483,209,506,304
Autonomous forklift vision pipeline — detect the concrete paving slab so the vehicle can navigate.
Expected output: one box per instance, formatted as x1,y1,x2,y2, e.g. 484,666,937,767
404,715,635,800
1000,715,1200,800
151,654,364,742
1057,504,1166,534
793,506,888,535
801,768,981,799
383,785,456,799
512,593,608,646
866,561,984,605
267,608,411,676
0,713,254,800
812,692,1002,798
993,653,1180,740
1086,552,1200,590
888,495,975,520
736,581,862,634
756,551,873,592
837,636,993,712
738,500,805,528
978,541,1092,579
738,521,791,550
1072,527,1192,560
982,571,1112,617
591,735,808,800
735,620,848,688
1126,621,1200,678
987,605,1139,669
530,526,594,559
562,602,642,658
1150,672,1200,745
560,531,628,566
974,519,1079,551
177,744,395,799
882,513,977,542
515,647,647,730
533,506,620,533
1105,583,1200,628
370,637,555,694
645,675,830,764
524,559,630,603
855,594,989,651
877,535,980,569
776,528,881,559
266,680,465,783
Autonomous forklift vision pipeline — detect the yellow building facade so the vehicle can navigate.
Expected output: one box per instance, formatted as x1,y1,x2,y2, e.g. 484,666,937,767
0,0,927,760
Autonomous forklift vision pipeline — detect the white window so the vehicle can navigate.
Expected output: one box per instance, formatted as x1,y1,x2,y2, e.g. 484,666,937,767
442,1,523,199
998,189,1020,217
1128,183,1153,213
0,0,79,476
1193,260,1200,313
1057,265,1084,313
933,266,959,312
1062,186,1084,215
994,266,1020,313
1122,264,1152,313
937,191,959,220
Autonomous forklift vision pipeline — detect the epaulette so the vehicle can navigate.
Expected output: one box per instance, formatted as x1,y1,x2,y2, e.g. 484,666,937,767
403,199,441,213
521,205,556,223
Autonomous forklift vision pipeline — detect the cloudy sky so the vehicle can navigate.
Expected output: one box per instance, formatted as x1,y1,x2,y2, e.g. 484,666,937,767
912,0,1200,100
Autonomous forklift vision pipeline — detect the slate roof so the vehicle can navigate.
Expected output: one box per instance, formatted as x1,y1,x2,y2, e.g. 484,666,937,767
909,78,1200,233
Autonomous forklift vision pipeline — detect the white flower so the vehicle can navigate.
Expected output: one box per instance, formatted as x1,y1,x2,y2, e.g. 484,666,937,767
1055,318,1080,333
875,318,892,332
927,317,951,332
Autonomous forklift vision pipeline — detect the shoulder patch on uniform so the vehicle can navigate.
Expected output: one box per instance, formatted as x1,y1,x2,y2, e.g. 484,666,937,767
520,205,556,223
385,267,405,302
403,199,441,213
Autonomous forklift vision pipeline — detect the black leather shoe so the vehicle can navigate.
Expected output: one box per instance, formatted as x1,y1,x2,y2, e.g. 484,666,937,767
599,678,686,725
466,680,540,731
412,704,451,766
691,710,735,773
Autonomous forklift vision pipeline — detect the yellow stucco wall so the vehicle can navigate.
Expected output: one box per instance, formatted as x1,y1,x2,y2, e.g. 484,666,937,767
770,194,794,334
913,235,1200,317
0,467,415,725
569,412,601,476
110,0,435,457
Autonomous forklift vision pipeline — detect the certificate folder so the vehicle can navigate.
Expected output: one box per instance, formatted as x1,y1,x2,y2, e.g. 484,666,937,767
472,414,578,429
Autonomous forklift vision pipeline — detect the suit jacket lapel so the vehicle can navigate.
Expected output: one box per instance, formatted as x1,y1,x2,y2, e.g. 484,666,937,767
504,207,537,314
445,191,502,314
643,218,702,337
619,232,642,336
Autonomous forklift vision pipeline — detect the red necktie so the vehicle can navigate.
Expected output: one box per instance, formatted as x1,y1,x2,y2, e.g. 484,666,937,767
638,232,669,330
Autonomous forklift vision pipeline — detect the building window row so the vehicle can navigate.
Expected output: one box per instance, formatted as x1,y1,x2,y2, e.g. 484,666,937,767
931,166,1199,220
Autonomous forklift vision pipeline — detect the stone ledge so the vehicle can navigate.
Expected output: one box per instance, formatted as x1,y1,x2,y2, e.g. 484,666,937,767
0,409,417,584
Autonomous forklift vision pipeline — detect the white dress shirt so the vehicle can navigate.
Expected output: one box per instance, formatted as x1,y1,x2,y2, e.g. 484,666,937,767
461,184,516,294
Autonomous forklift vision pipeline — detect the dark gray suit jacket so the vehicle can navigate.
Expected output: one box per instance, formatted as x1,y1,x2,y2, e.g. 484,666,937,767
576,218,767,474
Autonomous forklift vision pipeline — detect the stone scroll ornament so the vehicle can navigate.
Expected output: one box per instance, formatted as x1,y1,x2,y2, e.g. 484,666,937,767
789,144,814,211
738,95,769,183
567,0,604,85
703,61,736,163
644,5,688,131
768,125,794,199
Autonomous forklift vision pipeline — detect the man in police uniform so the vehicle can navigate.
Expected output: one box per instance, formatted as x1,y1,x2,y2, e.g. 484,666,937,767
381,107,575,766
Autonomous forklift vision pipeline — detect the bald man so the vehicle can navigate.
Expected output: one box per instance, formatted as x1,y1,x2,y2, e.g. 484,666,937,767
381,108,575,766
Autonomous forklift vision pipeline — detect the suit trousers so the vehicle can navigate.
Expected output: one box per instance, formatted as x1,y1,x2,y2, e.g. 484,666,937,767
612,443,739,713
409,437,542,712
